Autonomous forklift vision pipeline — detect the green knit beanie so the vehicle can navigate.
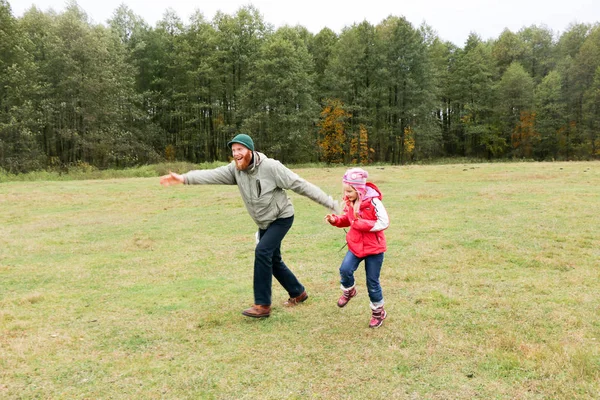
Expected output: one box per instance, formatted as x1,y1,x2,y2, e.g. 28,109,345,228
227,134,255,152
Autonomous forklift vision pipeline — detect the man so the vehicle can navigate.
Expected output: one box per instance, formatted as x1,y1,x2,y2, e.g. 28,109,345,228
160,134,338,318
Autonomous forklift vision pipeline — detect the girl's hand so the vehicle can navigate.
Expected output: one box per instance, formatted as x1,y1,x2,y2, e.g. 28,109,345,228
325,214,336,224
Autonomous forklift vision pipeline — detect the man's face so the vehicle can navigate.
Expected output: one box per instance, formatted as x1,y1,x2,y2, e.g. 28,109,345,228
232,143,252,170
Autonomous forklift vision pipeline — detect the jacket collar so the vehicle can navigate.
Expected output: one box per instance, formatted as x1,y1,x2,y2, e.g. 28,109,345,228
244,151,264,173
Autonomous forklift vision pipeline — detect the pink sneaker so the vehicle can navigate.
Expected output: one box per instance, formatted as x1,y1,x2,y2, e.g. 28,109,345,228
337,287,357,308
369,306,387,328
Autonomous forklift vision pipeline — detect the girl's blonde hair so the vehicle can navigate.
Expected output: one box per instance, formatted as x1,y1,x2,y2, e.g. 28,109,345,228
344,184,362,218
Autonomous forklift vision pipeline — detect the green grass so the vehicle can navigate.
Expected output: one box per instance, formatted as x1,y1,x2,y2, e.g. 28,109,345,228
0,161,228,182
1,161,599,399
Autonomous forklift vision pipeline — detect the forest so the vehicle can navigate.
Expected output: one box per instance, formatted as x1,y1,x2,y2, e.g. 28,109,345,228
1,0,599,173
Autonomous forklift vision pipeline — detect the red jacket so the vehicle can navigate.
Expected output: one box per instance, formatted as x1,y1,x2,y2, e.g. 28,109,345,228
328,182,389,258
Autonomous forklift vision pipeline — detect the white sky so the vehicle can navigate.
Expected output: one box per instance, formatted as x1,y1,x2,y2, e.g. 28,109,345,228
10,0,600,46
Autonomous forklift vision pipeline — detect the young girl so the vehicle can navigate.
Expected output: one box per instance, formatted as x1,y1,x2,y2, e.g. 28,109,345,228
325,167,390,328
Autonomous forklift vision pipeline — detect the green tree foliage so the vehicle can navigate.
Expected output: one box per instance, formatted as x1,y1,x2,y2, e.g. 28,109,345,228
239,26,319,162
497,62,535,157
181,12,220,161
518,25,556,83
448,34,498,157
582,67,600,157
308,28,338,99
0,0,18,101
212,6,270,131
535,70,567,159
1,1,599,172
0,2,160,172
0,0,45,172
377,17,441,164
492,29,528,77
557,23,591,60
325,21,380,143
429,37,457,156
571,26,600,158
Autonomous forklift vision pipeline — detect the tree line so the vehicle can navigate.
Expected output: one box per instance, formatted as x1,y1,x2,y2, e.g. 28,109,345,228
1,0,599,173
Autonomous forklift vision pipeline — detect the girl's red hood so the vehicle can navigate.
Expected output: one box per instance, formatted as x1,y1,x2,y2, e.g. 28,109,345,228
364,182,382,200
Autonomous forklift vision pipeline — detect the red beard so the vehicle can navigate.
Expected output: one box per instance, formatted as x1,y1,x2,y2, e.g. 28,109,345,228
235,151,253,170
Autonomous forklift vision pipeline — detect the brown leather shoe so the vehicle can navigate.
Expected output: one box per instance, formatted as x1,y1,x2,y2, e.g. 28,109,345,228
283,291,308,307
242,304,271,318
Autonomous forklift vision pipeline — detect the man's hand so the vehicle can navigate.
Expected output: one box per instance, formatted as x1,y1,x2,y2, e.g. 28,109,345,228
160,172,184,186
330,199,341,214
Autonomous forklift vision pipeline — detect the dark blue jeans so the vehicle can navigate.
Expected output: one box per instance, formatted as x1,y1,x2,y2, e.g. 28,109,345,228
254,216,305,306
339,251,385,305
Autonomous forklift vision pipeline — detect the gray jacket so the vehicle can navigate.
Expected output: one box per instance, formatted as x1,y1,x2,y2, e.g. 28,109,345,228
183,152,338,229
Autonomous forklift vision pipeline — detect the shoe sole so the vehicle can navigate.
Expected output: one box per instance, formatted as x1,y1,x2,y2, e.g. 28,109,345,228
242,311,270,318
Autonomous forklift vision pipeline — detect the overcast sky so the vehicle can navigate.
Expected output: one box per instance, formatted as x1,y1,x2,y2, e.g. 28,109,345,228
10,0,600,46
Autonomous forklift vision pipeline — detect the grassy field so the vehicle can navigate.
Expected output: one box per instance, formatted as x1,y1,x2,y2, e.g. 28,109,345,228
1,161,599,399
